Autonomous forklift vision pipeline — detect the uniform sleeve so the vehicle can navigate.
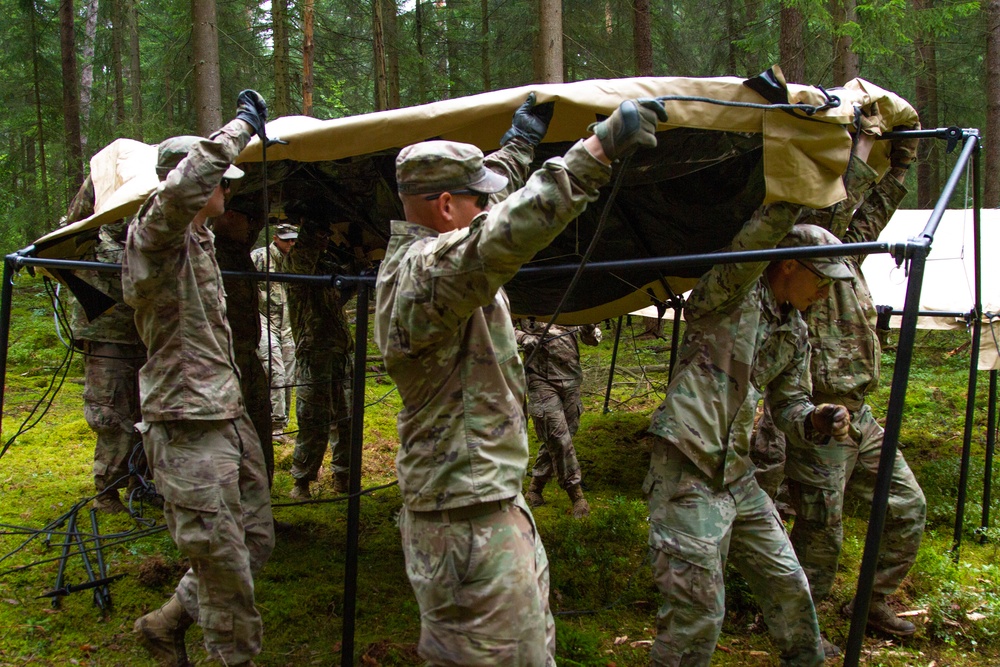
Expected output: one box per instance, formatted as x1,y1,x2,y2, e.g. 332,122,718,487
767,335,818,443
483,137,535,200
578,323,601,346
685,201,804,318
289,221,325,275
843,174,906,262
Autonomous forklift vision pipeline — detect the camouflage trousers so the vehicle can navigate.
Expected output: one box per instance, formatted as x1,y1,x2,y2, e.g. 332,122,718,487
236,350,274,485
139,413,275,665
777,404,926,602
645,438,823,667
527,377,583,489
291,348,352,481
399,493,556,666
83,341,144,494
257,310,296,429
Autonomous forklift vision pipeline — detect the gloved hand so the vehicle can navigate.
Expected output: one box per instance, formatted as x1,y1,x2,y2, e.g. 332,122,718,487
811,403,851,440
590,98,667,161
593,327,602,344
236,89,268,138
501,93,556,147
890,122,921,173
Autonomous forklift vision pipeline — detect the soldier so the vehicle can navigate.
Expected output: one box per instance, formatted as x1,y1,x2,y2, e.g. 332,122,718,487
516,319,602,518
123,91,274,667
252,223,297,443
375,95,666,665
753,130,926,649
286,216,355,499
645,207,857,663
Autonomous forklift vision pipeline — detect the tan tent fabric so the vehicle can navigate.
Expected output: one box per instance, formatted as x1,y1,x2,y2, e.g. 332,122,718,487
32,74,917,263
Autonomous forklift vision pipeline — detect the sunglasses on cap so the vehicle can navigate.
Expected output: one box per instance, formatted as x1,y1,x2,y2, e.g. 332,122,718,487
795,260,834,289
424,189,490,209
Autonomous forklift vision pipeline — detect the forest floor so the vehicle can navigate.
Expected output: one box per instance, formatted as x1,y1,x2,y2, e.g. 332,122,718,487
1,279,1000,666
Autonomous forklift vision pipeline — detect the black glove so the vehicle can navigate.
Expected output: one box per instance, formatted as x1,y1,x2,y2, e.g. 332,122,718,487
811,403,851,440
890,123,920,173
590,98,667,161
501,93,555,147
236,89,268,138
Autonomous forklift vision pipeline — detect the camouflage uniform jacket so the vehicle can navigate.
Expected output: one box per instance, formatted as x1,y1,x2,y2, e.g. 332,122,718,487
251,242,289,319
287,222,353,354
804,165,905,410
648,202,822,485
375,139,610,511
70,222,141,345
216,236,262,360
122,120,250,421
515,321,600,382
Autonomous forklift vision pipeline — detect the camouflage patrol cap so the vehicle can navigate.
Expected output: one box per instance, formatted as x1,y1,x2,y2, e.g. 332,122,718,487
395,140,508,196
156,136,245,182
778,223,853,280
275,223,298,240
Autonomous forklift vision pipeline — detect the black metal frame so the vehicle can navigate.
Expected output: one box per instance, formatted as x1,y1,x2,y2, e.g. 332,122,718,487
0,127,987,666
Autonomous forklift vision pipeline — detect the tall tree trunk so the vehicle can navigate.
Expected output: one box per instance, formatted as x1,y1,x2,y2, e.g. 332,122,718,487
303,0,314,115
80,0,98,155
726,0,737,73
445,0,462,97
830,0,859,84
373,0,389,110
914,0,940,207
480,0,491,90
633,0,653,76
743,0,760,75
111,0,126,124
536,0,563,83
60,0,84,194
27,1,49,218
192,0,223,135
985,0,1000,207
779,4,805,83
128,0,143,140
272,0,290,116
415,0,427,103
386,0,400,108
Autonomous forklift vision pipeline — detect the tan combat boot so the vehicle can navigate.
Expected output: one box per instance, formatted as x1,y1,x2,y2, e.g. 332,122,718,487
289,479,311,500
133,595,194,667
332,473,351,495
842,594,916,637
567,484,590,519
525,478,546,508
93,488,128,515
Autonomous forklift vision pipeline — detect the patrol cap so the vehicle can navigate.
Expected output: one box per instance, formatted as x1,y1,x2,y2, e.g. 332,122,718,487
777,223,853,281
275,223,298,240
395,140,508,196
156,136,245,182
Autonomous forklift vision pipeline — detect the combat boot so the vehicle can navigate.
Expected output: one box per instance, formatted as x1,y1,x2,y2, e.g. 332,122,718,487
289,479,311,500
133,595,194,667
567,484,590,519
821,634,841,657
93,488,128,515
842,594,916,637
332,473,351,495
526,478,546,508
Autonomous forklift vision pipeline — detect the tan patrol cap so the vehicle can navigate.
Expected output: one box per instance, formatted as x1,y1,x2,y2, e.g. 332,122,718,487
156,136,245,182
275,223,298,240
777,223,853,280
395,140,508,196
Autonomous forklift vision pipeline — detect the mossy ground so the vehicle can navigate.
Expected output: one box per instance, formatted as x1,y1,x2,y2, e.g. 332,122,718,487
2,282,1000,665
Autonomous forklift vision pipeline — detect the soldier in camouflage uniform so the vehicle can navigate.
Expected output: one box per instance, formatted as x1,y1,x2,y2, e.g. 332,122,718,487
124,91,274,667
215,206,275,484
752,131,926,646
252,224,297,441
286,216,355,499
645,199,859,665
375,95,666,665
516,320,602,518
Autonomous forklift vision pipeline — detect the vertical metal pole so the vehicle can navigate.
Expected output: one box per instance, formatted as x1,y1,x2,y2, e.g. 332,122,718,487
0,255,16,427
981,370,997,542
844,243,927,667
340,280,369,667
668,298,683,382
603,315,623,414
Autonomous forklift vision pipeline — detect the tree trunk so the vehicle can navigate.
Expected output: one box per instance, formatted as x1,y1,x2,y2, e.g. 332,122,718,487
303,0,314,115
373,0,389,110
830,0,859,85
80,0,98,154
272,0,290,116
536,0,563,83
985,0,1000,207
914,0,940,207
779,4,805,83
480,0,491,90
416,0,427,103
633,0,653,76
445,0,462,98
59,0,84,193
27,1,49,218
128,0,143,140
192,0,223,135
743,0,760,75
386,0,400,108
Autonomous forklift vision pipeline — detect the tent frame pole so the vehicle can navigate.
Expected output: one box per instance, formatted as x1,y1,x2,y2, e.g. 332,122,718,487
981,370,997,542
603,315,624,414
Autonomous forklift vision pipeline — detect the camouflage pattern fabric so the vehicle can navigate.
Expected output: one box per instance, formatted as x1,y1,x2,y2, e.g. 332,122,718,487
375,137,609,663
140,414,274,665
646,440,822,666
290,349,353,481
399,494,555,666
646,201,830,666
252,243,296,427
515,322,601,489
85,341,144,494
69,222,141,345
122,120,274,663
